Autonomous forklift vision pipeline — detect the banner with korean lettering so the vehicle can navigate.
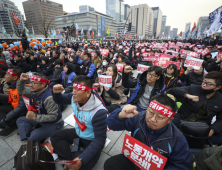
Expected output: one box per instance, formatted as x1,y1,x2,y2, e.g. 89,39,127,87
169,45,180,49
90,52,95,57
143,55,157,61
116,63,124,72
180,50,190,56
218,52,222,59
137,64,149,73
68,48,72,53
187,51,198,58
153,57,170,68
201,48,211,56
122,134,167,170
159,54,174,58
22,95,30,110
184,57,203,70
100,49,109,56
98,75,112,88
169,61,180,70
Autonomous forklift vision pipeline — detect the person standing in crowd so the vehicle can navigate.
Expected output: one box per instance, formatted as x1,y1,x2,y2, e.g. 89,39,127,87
104,94,190,170
170,71,222,145
16,73,64,142
50,75,107,170
21,34,29,51
122,65,165,111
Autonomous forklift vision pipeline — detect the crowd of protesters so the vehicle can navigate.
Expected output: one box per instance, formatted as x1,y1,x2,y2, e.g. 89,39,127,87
0,33,222,170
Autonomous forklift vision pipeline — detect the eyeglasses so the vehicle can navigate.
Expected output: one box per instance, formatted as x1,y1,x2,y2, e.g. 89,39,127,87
147,109,164,122
147,73,158,78
167,67,173,70
202,81,216,87
30,82,42,86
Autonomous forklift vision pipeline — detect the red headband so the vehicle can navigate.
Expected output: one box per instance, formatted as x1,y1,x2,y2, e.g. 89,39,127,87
149,100,175,118
0,61,7,65
31,75,49,83
7,69,20,77
73,82,92,91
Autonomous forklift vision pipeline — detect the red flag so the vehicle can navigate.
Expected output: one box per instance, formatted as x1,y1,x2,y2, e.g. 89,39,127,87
191,22,196,32
117,32,119,38
58,28,60,35
130,33,132,39
91,31,93,39
179,31,182,37
76,30,79,35
12,14,20,24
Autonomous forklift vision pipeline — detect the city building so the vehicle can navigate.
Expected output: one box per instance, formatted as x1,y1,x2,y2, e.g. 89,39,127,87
124,4,130,20
185,22,191,34
55,11,117,39
164,26,171,37
130,4,154,37
0,0,25,35
79,5,94,13
23,0,63,35
170,30,173,38
197,16,210,33
106,0,124,22
160,15,167,36
151,7,162,38
172,28,178,38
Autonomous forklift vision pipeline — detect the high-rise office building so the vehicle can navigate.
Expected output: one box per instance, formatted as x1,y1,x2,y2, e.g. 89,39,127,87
160,15,167,36
106,0,124,22
124,4,130,20
79,5,94,13
170,30,174,38
164,26,171,37
151,7,162,38
0,0,25,34
185,22,191,33
197,16,210,33
130,4,154,37
23,0,63,35
172,28,178,38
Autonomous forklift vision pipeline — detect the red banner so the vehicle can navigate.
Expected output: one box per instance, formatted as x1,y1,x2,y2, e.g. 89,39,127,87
122,134,167,170
169,45,180,49
143,56,157,61
141,49,146,53
201,48,211,56
169,61,180,70
12,14,20,24
218,52,222,59
153,57,170,68
187,51,198,58
180,50,190,55
100,49,109,56
90,52,95,57
159,54,174,58
116,63,124,72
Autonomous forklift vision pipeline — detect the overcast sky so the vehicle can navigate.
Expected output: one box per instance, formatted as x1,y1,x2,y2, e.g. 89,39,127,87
12,0,222,32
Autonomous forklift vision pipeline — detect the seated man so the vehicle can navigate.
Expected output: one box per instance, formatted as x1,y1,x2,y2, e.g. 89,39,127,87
16,73,64,142
0,67,27,136
78,53,96,80
122,65,165,111
171,71,222,145
50,75,107,170
104,94,191,170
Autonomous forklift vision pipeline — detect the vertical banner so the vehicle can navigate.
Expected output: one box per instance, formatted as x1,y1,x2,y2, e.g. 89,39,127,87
97,16,101,37
101,16,105,37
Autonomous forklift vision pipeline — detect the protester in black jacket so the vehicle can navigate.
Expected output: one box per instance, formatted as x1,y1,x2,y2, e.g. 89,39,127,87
21,34,29,51
170,71,222,145
179,61,207,86
36,56,50,74
50,51,60,64
207,58,222,73
10,54,30,73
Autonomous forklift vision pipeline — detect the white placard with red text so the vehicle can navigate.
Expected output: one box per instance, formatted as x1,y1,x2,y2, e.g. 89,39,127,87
153,57,170,68
122,134,167,170
218,52,222,59
98,75,112,88
184,57,203,70
116,63,124,72
22,95,30,110
143,56,157,61
100,49,109,56
187,51,198,58
137,64,149,73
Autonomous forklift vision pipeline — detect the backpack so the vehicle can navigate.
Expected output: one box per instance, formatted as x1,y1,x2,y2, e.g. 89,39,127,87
14,140,55,170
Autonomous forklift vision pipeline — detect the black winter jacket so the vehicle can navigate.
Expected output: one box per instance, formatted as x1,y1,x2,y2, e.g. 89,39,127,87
171,85,222,134
179,71,204,86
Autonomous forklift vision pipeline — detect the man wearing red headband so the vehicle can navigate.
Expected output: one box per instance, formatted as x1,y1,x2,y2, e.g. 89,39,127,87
105,94,190,170
0,66,27,136
16,72,64,142
51,75,108,170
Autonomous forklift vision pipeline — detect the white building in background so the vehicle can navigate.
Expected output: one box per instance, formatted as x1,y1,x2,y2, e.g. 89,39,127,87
151,7,162,38
106,0,124,22
130,4,154,37
0,0,25,35
160,15,167,36
79,5,94,13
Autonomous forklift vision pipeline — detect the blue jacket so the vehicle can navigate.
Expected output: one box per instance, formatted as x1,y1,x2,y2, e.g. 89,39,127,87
107,108,191,170
52,92,108,165
77,60,96,78
61,71,76,86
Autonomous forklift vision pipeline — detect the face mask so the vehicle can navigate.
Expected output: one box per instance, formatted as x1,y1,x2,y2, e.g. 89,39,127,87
202,87,215,94
166,74,172,78
103,61,107,66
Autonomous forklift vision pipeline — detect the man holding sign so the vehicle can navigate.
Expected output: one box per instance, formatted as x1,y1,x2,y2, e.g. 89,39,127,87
105,94,190,170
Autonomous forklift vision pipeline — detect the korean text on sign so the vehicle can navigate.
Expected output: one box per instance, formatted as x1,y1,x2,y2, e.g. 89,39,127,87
122,134,167,170
98,75,112,88
184,57,203,70
116,63,124,72
137,64,149,74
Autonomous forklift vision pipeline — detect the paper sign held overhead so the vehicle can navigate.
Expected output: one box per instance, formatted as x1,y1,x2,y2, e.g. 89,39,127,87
122,134,167,170
137,64,149,73
116,63,124,72
184,57,203,70
98,75,112,88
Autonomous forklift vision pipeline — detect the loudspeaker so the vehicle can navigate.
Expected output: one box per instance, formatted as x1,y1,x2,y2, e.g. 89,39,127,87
128,23,132,32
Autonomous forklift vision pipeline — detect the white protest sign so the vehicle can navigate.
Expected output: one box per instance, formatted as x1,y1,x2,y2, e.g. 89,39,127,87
184,57,203,70
98,74,112,88
137,64,149,74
